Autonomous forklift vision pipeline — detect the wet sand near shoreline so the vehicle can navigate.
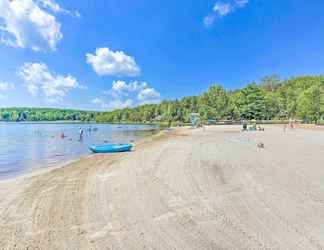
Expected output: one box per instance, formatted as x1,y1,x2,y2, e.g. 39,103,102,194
0,125,324,249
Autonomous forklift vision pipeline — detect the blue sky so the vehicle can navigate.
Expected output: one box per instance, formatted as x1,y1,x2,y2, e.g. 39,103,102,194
1,0,324,110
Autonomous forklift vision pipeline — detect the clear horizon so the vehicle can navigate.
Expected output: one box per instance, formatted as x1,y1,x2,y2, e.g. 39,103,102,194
1,0,324,111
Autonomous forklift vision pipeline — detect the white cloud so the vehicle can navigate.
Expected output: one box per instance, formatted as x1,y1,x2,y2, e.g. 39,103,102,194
138,88,160,104
111,80,129,93
19,62,83,103
37,0,61,12
213,3,231,17
86,47,141,77
93,80,160,110
92,97,133,110
105,80,147,97
204,0,249,26
36,0,81,17
0,81,15,99
0,0,78,51
108,99,133,110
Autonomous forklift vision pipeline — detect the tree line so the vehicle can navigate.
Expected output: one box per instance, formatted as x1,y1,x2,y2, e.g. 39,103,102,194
0,107,97,122
1,75,323,124
95,75,324,124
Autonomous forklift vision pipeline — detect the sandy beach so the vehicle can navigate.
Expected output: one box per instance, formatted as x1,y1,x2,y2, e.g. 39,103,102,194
0,125,324,250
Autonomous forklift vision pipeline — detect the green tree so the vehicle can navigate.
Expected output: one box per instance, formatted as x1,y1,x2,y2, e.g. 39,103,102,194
264,92,280,120
297,84,323,122
260,75,281,92
1,111,10,121
227,90,240,120
237,83,267,120
199,85,228,120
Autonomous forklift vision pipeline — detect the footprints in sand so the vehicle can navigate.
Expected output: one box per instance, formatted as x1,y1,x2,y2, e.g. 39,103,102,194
303,191,324,207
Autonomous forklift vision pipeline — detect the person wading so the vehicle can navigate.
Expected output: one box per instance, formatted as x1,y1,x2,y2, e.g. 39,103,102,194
79,127,84,142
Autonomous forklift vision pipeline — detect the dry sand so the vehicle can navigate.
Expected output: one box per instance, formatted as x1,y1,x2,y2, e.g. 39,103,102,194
0,125,324,250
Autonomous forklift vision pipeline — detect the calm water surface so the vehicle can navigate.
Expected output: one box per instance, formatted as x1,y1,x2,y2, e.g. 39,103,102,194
0,123,158,179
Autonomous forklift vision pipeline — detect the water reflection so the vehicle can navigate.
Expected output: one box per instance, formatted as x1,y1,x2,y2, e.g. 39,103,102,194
0,123,159,179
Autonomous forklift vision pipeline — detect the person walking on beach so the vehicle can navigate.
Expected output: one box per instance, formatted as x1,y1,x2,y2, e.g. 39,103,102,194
289,118,294,129
283,123,287,133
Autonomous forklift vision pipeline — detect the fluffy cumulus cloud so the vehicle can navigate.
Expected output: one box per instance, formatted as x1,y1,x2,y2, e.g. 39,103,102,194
204,0,249,26
18,62,84,103
92,97,133,110
93,80,160,110
86,47,141,77
0,81,15,99
105,80,147,97
138,88,161,104
0,0,78,51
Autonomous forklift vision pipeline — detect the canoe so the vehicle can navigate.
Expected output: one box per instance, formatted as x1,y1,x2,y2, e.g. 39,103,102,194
89,143,132,153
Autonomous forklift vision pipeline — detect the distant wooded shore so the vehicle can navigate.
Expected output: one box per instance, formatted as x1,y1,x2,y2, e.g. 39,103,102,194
1,75,323,124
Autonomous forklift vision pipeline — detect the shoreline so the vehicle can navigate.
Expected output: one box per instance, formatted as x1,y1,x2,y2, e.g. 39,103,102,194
0,121,162,125
0,124,161,182
0,128,167,184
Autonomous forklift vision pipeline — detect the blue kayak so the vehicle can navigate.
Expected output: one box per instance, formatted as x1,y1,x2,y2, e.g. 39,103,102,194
89,143,132,153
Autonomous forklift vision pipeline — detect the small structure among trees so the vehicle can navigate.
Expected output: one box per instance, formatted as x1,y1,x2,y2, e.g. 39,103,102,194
189,113,201,127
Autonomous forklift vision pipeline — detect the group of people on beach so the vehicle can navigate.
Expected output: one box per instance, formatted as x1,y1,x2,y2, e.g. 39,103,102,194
242,121,264,131
241,118,298,133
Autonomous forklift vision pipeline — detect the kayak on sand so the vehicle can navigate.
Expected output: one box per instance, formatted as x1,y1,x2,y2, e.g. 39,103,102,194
89,143,133,153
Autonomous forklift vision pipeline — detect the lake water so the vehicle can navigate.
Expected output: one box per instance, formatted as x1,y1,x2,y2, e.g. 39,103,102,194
0,123,159,179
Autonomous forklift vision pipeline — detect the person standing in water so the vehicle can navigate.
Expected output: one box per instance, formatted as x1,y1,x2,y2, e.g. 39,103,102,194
79,127,84,142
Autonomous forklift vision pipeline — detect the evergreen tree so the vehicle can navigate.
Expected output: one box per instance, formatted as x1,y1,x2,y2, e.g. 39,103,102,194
237,83,267,120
